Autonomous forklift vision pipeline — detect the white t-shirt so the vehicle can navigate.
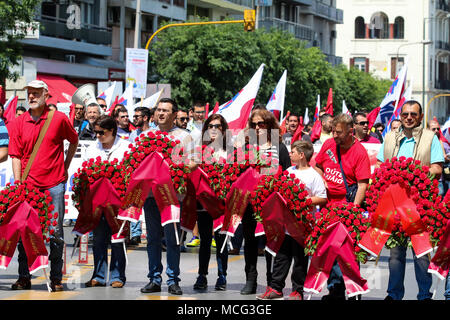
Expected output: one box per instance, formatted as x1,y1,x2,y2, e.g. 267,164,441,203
286,166,327,199
82,136,130,163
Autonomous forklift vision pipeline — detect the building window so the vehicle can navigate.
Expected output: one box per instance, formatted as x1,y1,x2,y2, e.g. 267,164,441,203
391,57,404,79
393,17,404,39
369,12,389,39
355,16,365,39
350,57,369,72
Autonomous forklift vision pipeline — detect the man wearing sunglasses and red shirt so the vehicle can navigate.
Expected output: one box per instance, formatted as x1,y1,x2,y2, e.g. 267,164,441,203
353,112,381,144
377,100,444,301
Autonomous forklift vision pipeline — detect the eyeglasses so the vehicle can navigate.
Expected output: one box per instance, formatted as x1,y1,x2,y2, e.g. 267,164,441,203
133,115,143,119
119,115,129,119
431,128,440,132
177,117,189,122
94,130,106,136
208,124,222,129
75,107,84,111
401,112,419,118
194,110,205,114
99,104,107,109
356,121,369,126
251,121,266,128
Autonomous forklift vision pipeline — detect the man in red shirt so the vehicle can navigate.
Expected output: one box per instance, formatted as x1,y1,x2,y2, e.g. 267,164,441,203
314,113,371,300
8,80,79,292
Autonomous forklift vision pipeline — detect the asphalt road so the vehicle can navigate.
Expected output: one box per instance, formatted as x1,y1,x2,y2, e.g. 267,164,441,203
0,226,446,302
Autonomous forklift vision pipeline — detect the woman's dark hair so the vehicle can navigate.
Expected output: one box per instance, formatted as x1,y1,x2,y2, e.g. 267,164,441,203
247,108,281,143
202,113,229,147
94,115,118,137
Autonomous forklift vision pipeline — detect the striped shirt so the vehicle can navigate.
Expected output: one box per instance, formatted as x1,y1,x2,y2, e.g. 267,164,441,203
0,119,9,147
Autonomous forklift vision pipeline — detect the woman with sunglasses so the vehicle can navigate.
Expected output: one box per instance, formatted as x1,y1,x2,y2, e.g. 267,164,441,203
192,114,230,292
82,115,130,289
240,109,291,296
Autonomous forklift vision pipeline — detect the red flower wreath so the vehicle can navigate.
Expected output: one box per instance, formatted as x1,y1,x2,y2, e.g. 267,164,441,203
365,156,445,248
250,170,314,236
122,130,191,194
0,182,57,242
304,202,370,263
72,157,128,212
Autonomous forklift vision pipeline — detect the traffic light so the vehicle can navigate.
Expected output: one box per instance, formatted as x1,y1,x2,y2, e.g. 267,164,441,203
244,10,255,32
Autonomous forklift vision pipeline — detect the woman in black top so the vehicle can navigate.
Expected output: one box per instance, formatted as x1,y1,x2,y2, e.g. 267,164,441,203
238,109,290,295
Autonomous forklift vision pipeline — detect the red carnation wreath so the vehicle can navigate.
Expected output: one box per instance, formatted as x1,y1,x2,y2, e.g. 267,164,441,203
250,170,314,233
122,130,191,194
365,156,446,248
72,157,128,212
0,182,57,242
304,202,370,263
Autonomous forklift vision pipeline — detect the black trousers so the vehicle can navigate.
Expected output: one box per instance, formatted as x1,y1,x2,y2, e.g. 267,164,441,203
242,205,272,285
270,235,308,293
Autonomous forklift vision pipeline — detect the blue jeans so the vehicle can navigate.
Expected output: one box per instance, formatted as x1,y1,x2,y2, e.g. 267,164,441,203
143,197,181,286
387,245,432,300
445,272,450,300
91,215,126,285
197,210,228,278
18,182,66,281
130,221,142,238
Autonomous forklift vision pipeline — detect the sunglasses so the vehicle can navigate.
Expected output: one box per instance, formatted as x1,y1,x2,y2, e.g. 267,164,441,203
401,112,419,118
208,124,222,129
133,115,143,119
431,128,440,132
75,107,84,111
177,117,189,122
251,121,266,128
94,130,106,136
99,104,107,108
357,121,369,126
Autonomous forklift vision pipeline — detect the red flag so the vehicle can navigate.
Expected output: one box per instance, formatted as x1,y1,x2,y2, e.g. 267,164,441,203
108,96,119,116
212,102,219,115
310,120,322,143
3,96,18,124
0,85,5,105
325,88,333,116
291,116,304,144
69,103,76,125
367,106,380,129
279,110,290,136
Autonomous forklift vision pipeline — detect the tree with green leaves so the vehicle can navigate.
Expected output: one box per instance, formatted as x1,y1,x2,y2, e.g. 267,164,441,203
0,0,41,83
148,20,391,118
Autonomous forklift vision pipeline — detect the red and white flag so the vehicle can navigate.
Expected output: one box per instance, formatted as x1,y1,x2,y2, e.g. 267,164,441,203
216,64,265,130
97,81,119,109
342,100,351,116
266,70,287,121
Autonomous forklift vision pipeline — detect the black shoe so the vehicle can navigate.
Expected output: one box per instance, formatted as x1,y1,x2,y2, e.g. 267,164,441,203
240,281,257,295
129,236,141,246
193,275,208,290
168,283,183,295
348,294,362,301
384,295,394,300
140,282,161,293
11,277,31,290
215,276,227,291
321,286,346,301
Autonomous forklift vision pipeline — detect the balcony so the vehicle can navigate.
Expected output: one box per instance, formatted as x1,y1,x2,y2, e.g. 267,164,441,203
301,1,343,24
38,17,112,46
325,54,342,66
225,0,253,8
259,17,314,42
436,40,450,51
436,80,450,90
436,0,449,12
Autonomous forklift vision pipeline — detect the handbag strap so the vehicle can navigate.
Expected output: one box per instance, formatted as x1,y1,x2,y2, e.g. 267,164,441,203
336,145,350,193
21,109,55,182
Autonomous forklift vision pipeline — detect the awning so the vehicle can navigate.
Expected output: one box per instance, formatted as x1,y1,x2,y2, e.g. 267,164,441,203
37,74,78,105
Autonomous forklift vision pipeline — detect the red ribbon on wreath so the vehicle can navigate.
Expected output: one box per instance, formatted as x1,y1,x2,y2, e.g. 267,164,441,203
428,218,450,280
73,177,128,242
0,202,49,274
120,152,180,227
261,192,308,256
359,183,432,258
304,221,370,298
220,167,261,237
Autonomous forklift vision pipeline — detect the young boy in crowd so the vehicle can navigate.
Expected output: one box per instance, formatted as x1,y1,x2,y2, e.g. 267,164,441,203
257,140,327,300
